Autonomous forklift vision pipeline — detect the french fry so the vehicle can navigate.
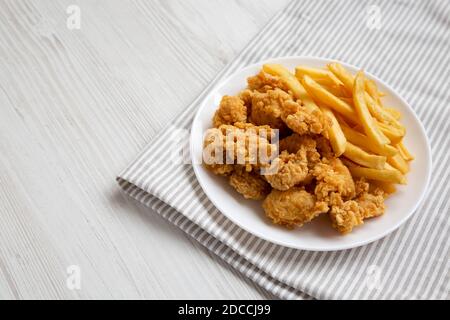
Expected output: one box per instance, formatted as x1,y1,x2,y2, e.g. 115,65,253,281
263,64,318,112
340,97,354,105
384,107,402,120
340,123,398,157
378,121,404,144
301,75,358,122
327,62,354,93
328,62,385,101
365,92,405,131
320,106,347,156
317,83,351,98
387,153,409,174
397,141,414,161
353,71,390,147
369,180,397,195
348,165,406,184
344,142,386,169
365,79,382,106
384,162,396,170
295,66,342,87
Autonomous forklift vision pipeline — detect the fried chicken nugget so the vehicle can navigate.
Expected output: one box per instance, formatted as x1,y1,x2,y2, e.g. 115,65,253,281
355,179,385,219
250,89,290,132
229,167,271,200
328,179,386,234
238,89,253,114
265,136,321,190
203,122,276,172
281,100,330,135
264,150,308,191
279,134,335,163
263,187,329,228
205,163,234,176
213,95,247,127
328,193,363,234
313,157,356,202
247,71,289,93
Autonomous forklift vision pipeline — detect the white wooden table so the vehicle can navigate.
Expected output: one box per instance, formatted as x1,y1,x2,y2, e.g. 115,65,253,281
0,0,290,299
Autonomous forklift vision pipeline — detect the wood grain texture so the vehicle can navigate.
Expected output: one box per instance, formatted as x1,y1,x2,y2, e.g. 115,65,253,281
0,0,290,299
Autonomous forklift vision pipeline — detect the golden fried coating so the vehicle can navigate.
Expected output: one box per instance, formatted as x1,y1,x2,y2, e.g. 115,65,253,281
213,95,247,127
263,187,329,228
279,134,315,153
205,163,234,176
315,136,334,159
264,150,308,191
250,89,290,132
354,179,385,218
281,100,330,135
328,193,363,234
238,89,253,113
313,157,356,202
203,123,277,172
229,167,271,200
265,136,321,190
328,179,386,234
247,71,289,93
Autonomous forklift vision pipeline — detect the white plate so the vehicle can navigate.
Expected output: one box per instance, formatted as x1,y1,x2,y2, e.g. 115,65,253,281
190,56,431,251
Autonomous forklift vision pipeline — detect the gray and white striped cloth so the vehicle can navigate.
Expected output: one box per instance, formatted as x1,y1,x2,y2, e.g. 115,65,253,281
117,0,449,299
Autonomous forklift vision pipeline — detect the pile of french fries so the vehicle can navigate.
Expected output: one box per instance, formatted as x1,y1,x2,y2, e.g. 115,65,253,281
262,62,414,193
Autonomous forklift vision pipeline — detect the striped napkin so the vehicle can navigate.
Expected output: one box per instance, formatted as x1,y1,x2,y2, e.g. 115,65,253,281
117,0,449,299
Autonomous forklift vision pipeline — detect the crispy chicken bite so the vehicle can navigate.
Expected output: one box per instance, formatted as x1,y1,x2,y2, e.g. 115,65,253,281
204,163,234,176
328,179,386,234
250,89,290,133
279,134,316,153
279,134,334,161
315,136,334,159
247,71,289,93
265,136,320,190
263,187,329,228
328,193,363,234
355,179,385,219
281,100,330,135
203,122,277,172
264,150,308,191
238,89,253,114
229,167,271,200
313,157,356,202
213,95,247,127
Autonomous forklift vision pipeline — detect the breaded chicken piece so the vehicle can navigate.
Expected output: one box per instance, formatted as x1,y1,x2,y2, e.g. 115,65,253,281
266,135,321,190
355,179,385,218
203,122,277,172
313,157,356,202
263,187,329,228
315,136,335,159
281,100,330,135
264,150,309,191
279,134,316,153
250,89,290,132
238,89,253,114
247,71,289,93
328,193,363,234
213,95,247,127
279,134,334,162
328,179,386,234
229,167,271,200
204,163,234,176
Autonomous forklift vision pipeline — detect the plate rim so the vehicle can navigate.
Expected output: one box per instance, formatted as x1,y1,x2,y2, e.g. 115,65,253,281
190,55,432,251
